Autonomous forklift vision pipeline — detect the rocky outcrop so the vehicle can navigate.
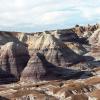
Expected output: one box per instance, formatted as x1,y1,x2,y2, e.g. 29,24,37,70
89,29,100,45
20,53,46,82
30,32,84,67
0,32,20,45
20,32,90,82
0,28,86,84
75,24,99,37
64,42,87,55
85,29,100,61
0,42,29,83
85,46,100,61
0,25,100,100
0,25,99,83
21,52,86,82
0,24,99,44
0,26,91,53
54,29,79,42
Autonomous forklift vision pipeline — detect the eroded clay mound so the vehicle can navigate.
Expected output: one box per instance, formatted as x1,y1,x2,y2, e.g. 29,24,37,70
84,29,100,61
0,42,29,83
20,52,67,82
30,32,84,67
20,53,46,82
89,29,100,45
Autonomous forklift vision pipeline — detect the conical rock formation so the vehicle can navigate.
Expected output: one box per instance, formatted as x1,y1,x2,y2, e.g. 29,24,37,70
30,32,83,67
20,53,46,82
21,31,90,82
21,52,82,82
89,29,100,45
85,28,100,61
0,42,29,82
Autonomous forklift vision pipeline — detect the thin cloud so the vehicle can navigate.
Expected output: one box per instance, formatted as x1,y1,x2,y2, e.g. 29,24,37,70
0,0,99,32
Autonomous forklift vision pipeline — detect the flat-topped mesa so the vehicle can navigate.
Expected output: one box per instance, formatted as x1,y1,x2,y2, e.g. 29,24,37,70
0,42,29,83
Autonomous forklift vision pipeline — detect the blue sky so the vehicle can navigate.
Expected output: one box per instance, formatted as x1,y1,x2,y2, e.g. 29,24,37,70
0,0,100,32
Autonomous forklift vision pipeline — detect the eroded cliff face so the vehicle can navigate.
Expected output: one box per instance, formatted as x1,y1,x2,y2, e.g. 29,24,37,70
20,32,85,83
0,29,83,82
0,25,99,82
85,29,100,61
20,53,47,82
89,29,100,45
0,24,100,100
0,42,29,83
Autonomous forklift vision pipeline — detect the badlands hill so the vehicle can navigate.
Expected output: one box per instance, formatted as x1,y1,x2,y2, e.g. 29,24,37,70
0,24,100,100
